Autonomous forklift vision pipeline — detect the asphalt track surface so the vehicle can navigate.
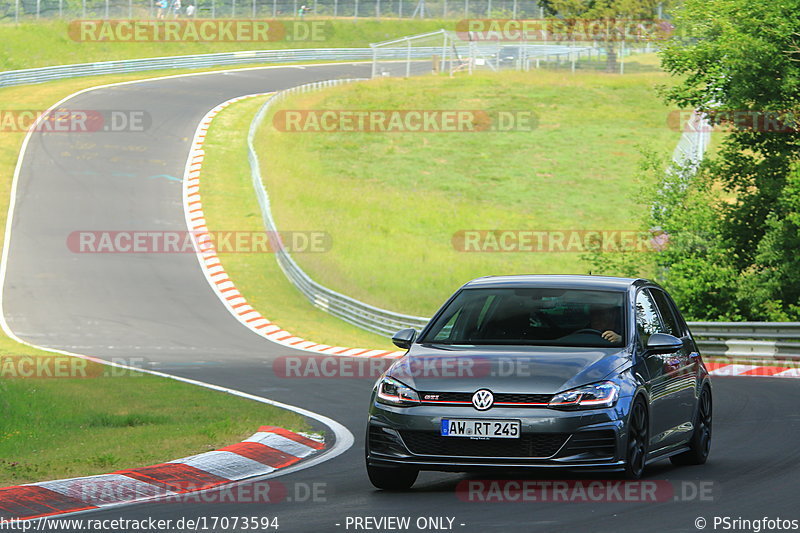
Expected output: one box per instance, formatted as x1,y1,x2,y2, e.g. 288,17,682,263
3,62,799,533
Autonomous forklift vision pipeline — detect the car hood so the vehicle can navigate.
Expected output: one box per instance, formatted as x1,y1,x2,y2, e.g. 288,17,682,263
386,344,631,394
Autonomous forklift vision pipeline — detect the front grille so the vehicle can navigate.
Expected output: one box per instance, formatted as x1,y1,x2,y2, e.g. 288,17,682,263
560,430,617,459
400,431,568,458
419,391,553,406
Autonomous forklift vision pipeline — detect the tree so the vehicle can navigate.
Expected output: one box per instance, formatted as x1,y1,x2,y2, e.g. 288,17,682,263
656,0,800,319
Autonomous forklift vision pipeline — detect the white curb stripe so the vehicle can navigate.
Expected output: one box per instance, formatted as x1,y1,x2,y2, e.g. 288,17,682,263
173,451,275,481
35,474,176,506
243,433,317,458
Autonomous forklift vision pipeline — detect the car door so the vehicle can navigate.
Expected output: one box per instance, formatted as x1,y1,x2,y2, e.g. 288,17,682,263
650,288,699,432
634,288,688,450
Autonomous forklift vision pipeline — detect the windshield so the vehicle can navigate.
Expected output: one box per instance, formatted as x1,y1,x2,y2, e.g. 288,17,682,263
420,287,626,347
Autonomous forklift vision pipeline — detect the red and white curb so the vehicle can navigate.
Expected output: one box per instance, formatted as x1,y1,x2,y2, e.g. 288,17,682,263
182,94,405,360
0,426,324,520
706,360,800,378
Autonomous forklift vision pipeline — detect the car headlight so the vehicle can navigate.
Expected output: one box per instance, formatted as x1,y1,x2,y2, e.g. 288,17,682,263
548,381,619,410
376,377,421,407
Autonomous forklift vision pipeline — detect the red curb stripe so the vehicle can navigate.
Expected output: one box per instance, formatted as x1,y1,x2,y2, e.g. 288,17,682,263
257,427,325,450
704,362,727,371
287,338,309,346
0,486,97,520
219,442,300,469
366,351,394,358
116,463,228,493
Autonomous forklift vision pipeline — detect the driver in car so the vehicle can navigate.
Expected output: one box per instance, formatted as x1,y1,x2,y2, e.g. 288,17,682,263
588,305,622,343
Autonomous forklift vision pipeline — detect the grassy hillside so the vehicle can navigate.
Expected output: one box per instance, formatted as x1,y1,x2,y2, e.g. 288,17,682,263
257,66,679,317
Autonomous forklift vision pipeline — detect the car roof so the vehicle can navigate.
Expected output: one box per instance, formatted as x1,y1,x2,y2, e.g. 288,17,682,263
462,274,642,292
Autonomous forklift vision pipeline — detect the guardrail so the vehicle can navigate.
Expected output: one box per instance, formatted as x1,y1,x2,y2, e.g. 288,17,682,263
0,47,444,88
247,78,430,338
1,43,602,88
688,322,800,360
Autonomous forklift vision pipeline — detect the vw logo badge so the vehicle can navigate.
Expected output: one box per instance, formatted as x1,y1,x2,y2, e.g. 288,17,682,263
471,389,494,411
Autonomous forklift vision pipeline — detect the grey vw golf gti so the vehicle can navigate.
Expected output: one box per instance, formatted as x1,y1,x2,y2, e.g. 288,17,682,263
366,275,712,489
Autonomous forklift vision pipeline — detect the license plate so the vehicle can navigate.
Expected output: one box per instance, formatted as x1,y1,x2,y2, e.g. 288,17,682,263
440,419,520,439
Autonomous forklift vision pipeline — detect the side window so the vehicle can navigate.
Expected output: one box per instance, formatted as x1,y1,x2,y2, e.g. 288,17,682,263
650,289,682,337
635,290,664,346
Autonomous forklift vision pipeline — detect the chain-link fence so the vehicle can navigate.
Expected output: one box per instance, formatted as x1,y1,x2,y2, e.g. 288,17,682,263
371,29,659,78
0,0,547,22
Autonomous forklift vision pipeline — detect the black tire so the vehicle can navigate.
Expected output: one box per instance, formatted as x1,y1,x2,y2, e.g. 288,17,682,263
670,385,712,466
366,464,419,490
623,397,649,479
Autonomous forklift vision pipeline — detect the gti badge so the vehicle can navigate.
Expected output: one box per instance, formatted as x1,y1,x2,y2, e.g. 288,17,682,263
471,389,494,411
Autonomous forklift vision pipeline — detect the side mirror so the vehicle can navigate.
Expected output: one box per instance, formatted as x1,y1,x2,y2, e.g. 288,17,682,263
391,328,417,350
645,332,684,354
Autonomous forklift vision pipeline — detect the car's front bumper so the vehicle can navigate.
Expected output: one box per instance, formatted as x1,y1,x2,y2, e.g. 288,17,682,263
366,398,632,472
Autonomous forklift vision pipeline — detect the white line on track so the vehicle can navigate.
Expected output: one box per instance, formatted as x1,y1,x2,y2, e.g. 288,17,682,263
0,63,362,519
